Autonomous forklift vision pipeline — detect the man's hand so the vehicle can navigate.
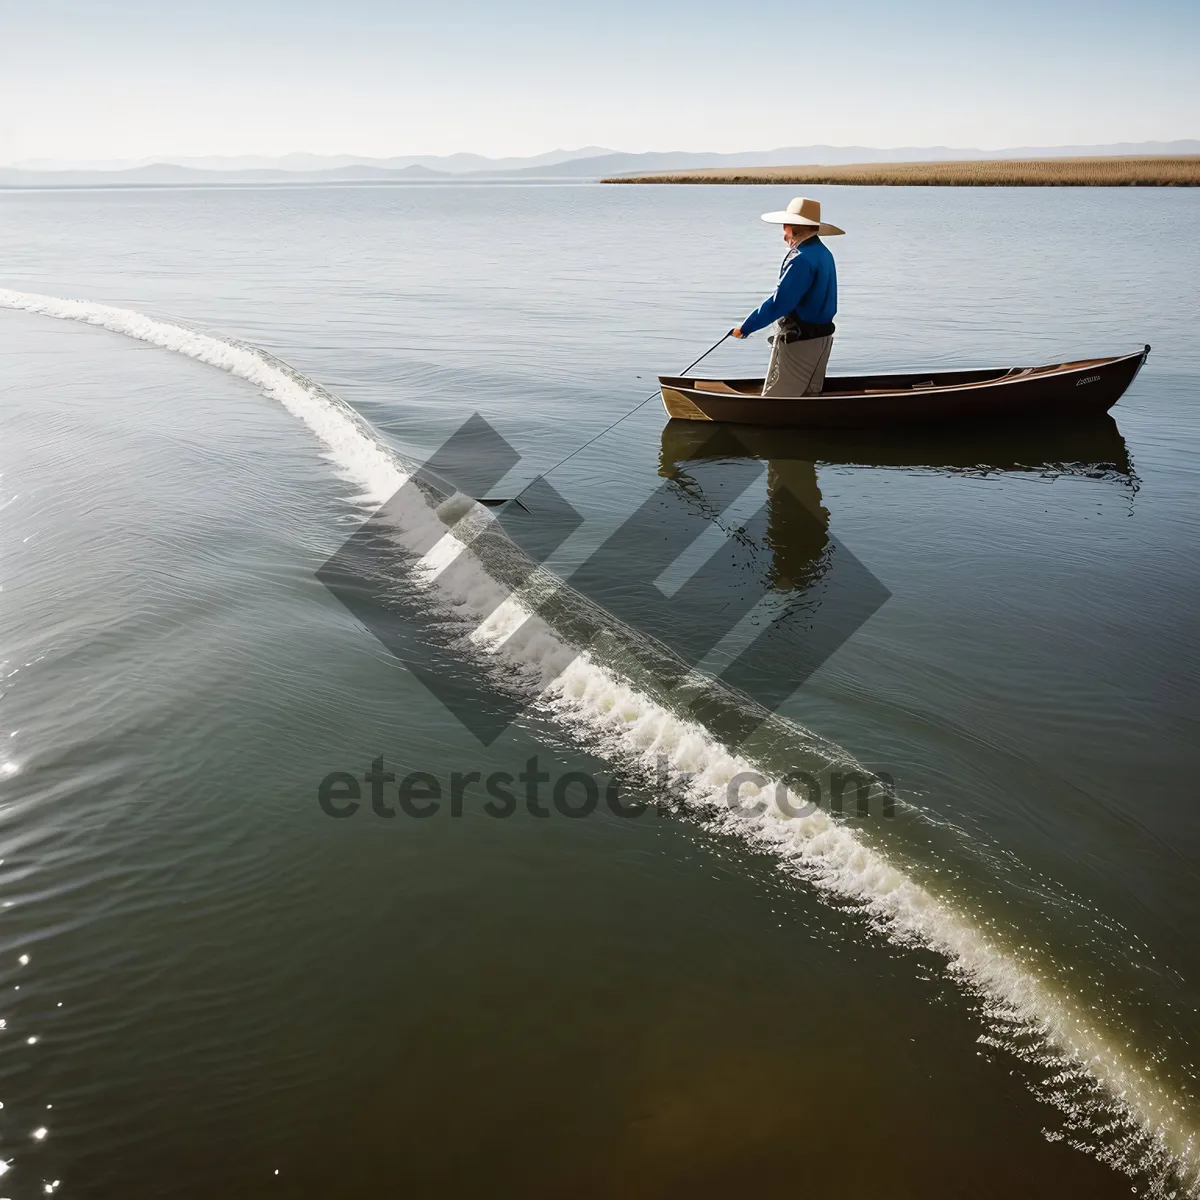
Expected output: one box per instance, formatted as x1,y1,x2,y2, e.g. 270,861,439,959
731,326,745,339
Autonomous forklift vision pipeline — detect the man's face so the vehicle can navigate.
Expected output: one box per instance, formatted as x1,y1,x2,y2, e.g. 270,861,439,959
783,224,809,247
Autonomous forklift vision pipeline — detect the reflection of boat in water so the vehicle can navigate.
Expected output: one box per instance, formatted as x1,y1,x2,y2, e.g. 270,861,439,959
658,412,1136,595
659,412,1135,484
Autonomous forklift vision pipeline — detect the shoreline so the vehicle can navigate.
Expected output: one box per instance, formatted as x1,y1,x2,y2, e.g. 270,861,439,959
602,155,1200,186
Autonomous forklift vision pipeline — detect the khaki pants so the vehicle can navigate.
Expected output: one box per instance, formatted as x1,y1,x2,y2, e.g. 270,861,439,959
762,332,834,397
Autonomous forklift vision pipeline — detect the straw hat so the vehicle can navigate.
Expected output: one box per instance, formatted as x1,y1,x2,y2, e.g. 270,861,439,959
760,196,844,236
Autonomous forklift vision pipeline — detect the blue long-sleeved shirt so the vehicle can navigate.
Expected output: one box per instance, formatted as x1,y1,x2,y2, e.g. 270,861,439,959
740,236,837,337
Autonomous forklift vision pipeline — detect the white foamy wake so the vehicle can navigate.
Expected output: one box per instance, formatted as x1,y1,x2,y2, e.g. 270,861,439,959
4,287,1196,1193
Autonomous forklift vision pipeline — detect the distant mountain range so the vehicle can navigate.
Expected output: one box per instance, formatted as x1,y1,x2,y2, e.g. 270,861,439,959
5,147,614,174
2,142,1196,188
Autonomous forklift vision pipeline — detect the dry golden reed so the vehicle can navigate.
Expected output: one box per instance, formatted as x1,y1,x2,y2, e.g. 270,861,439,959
603,156,1200,187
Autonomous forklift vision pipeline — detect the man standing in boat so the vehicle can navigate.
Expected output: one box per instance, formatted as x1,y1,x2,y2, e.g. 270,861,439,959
732,196,843,397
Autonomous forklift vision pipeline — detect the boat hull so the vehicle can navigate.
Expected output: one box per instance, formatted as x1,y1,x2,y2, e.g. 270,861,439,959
660,347,1149,428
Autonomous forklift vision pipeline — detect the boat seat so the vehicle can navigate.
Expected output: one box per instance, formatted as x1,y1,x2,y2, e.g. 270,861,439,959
693,380,744,394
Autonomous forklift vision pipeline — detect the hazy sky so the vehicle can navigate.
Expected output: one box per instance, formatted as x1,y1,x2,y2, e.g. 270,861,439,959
1,0,1196,163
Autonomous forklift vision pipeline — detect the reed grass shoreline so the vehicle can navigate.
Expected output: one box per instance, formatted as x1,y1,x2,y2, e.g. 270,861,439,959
603,155,1200,187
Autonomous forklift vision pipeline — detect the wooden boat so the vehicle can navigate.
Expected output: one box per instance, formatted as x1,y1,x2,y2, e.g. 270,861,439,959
659,345,1150,428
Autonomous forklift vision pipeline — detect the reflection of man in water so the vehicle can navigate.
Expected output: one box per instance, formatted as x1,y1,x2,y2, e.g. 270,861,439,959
732,196,843,398
658,426,830,593
763,458,830,591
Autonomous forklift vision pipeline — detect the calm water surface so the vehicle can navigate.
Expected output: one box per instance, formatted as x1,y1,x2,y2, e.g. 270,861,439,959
1,182,1199,1197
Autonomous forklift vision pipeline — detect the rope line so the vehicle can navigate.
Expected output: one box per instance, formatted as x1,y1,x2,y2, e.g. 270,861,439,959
511,330,733,501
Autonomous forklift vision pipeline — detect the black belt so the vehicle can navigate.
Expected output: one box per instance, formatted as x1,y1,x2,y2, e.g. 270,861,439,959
769,320,835,344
